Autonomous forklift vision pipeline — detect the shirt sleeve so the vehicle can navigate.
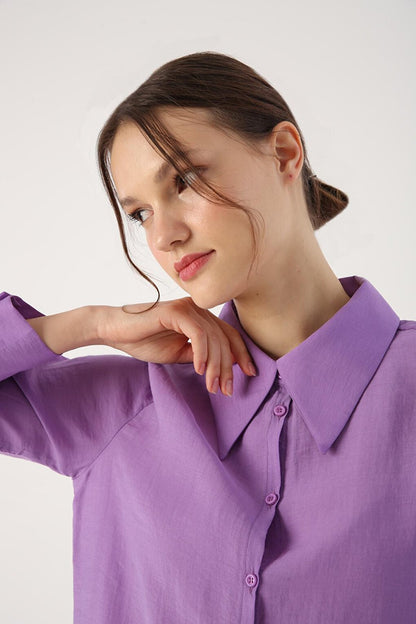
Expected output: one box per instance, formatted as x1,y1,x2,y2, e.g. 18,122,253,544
0,291,151,477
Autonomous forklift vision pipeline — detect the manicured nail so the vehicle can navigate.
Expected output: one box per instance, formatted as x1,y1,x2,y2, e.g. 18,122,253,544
211,377,220,394
247,362,257,376
225,379,233,396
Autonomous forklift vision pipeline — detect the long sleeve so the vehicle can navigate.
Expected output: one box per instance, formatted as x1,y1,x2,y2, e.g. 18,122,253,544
0,291,65,378
1,277,413,623
0,291,151,477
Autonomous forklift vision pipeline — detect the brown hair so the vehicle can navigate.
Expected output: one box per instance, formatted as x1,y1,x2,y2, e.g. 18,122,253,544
97,51,348,305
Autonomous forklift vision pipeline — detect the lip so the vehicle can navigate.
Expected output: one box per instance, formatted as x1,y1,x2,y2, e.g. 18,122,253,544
175,251,215,281
174,251,214,273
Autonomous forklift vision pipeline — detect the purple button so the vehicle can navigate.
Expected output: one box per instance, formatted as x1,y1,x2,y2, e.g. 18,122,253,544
245,573,258,588
273,404,287,417
265,492,278,505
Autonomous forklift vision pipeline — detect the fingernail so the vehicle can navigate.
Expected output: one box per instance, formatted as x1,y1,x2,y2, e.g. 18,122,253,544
198,362,206,375
247,362,257,376
225,379,233,396
211,377,219,394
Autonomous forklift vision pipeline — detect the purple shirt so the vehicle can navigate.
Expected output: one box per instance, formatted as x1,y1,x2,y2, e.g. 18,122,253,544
1,275,415,623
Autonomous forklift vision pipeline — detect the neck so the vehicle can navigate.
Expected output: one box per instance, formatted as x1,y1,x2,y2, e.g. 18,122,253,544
232,242,351,361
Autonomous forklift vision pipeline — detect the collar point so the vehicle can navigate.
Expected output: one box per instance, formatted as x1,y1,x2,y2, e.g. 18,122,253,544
317,440,332,455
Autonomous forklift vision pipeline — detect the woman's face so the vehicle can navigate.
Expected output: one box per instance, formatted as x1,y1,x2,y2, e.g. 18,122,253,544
110,107,298,309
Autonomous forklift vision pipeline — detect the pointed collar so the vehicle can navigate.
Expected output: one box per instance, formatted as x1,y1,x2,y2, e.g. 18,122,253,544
210,275,401,459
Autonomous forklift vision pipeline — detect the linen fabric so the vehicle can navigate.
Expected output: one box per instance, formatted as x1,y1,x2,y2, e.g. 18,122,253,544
0,275,415,623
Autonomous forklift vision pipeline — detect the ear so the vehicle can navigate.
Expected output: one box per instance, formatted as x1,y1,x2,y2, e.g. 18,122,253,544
269,121,304,181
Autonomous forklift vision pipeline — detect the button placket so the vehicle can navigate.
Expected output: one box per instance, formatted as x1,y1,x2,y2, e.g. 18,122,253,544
241,376,288,609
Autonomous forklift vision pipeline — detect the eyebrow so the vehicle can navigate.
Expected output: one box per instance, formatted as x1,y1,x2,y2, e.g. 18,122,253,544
118,148,202,209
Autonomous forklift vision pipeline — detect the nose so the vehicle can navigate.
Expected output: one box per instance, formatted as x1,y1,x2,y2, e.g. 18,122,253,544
151,206,191,252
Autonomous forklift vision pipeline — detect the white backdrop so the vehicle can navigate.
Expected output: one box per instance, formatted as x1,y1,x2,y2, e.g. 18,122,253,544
1,0,415,621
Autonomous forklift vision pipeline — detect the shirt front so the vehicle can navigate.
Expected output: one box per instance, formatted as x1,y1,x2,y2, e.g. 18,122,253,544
0,275,415,624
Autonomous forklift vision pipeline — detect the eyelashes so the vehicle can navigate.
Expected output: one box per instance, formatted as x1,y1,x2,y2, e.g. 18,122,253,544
126,167,204,226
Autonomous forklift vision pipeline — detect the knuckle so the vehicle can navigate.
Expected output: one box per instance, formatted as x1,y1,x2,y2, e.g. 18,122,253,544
183,296,197,310
192,325,205,339
229,326,243,342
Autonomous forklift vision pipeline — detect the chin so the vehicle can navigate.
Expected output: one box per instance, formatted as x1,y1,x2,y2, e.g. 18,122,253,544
188,294,219,310
186,286,233,311
179,267,242,310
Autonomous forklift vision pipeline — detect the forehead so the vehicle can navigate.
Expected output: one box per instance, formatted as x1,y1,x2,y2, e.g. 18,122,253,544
110,107,247,165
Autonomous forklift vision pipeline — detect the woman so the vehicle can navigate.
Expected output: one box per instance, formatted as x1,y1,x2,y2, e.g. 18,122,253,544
1,52,415,623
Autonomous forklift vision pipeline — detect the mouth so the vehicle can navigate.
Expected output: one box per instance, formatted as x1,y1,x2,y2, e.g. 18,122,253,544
176,251,215,281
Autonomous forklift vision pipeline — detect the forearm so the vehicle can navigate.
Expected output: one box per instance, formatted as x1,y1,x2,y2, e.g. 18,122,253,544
26,305,103,354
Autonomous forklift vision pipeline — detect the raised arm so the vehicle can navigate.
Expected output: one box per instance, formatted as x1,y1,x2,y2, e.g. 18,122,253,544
25,295,256,396
0,292,150,476
25,304,102,356
0,291,255,476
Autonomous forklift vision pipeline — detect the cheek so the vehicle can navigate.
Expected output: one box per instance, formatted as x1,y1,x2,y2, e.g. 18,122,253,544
147,245,180,283
149,246,169,270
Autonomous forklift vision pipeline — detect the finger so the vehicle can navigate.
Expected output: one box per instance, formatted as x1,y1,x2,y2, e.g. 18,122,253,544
174,341,195,364
189,325,208,375
205,333,222,394
217,321,256,376
218,335,234,396
168,311,209,375
186,314,230,391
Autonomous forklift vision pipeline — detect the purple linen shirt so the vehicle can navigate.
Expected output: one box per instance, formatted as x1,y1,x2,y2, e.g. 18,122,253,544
0,274,415,624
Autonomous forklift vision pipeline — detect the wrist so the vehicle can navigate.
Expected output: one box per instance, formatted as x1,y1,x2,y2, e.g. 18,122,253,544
26,305,106,354
92,304,120,347
86,305,109,346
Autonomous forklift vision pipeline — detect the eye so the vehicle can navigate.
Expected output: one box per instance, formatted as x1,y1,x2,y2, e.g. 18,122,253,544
126,167,204,226
174,167,201,193
126,207,151,225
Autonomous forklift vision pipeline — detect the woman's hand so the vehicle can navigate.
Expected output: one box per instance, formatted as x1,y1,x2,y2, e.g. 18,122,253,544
98,297,256,396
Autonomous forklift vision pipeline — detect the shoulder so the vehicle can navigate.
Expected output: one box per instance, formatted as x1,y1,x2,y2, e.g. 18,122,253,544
32,353,206,411
378,319,416,389
147,360,209,408
18,352,153,416
58,355,207,414
392,319,416,354
397,319,416,334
